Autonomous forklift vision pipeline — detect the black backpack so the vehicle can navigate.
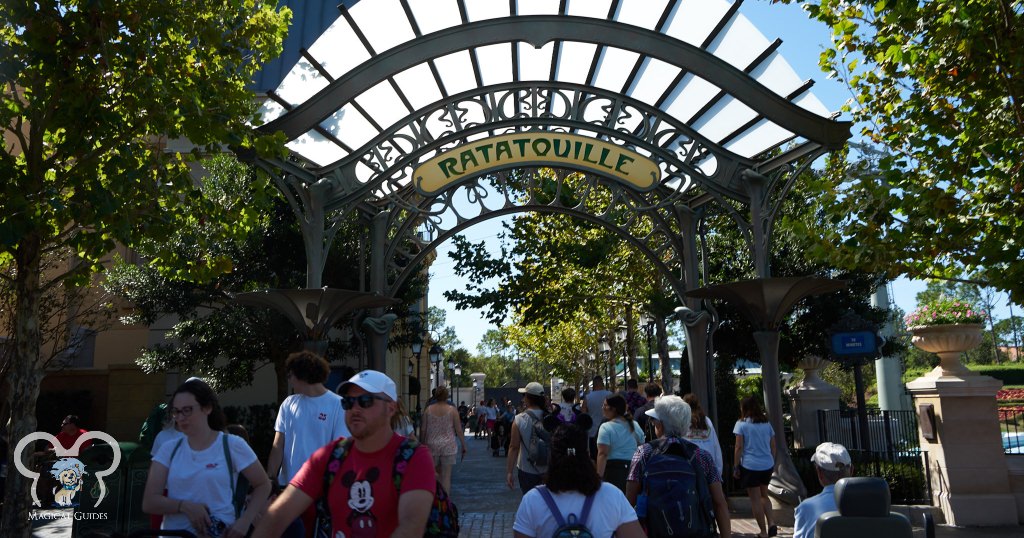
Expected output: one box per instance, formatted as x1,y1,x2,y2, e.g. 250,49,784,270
640,438,716,538
536,485,594,538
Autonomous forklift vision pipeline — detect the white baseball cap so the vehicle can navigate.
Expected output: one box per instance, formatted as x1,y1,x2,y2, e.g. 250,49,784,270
811,442,852,471
339,370,398,401
644,407,661,421
518,382,545,396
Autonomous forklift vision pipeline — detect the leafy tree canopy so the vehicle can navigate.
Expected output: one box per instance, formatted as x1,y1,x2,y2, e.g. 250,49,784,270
780,0,1024,302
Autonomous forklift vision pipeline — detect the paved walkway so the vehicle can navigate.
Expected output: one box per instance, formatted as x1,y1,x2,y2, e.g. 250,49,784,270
28,429,1024,537
450,429,1024,538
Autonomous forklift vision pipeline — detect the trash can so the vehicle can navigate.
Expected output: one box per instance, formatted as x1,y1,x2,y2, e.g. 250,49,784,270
71,441,151,536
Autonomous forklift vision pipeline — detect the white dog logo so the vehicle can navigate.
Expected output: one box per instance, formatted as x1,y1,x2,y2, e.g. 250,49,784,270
49,458,86,507
13,430,119,508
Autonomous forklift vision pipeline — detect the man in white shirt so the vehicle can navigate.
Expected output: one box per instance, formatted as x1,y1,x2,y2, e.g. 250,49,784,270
793,442,853,538
581,375,612,459
265,351,349,537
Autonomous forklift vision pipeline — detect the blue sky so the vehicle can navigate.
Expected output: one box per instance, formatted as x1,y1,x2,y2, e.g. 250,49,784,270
425,1,1012,352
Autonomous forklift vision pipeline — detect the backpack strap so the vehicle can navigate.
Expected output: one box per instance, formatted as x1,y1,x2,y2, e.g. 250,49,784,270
169,438,183,463
391,437,418,491
536,486,567,528
577,491,596,526
315,437,353,538
221,433,238,516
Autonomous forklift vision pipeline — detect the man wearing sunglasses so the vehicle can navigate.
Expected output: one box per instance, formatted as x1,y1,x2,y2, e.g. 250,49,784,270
253,370,435,538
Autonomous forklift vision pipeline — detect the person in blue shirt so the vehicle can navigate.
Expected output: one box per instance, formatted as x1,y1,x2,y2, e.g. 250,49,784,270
733,396,776,538
793,442,853,538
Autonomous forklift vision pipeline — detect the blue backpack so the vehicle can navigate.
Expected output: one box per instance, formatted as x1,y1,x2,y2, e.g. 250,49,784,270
536,486,595,538
639,438,716,538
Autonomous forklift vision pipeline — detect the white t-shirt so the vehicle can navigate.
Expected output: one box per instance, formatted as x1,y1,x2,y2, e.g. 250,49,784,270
151,428,184,457
153,432,257,535
513,482,639,538
684,417,724,477
274,391,350,483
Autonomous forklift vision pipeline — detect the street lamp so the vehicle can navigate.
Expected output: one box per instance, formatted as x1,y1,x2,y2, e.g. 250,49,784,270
639,311,656,383
616,318,628,385
429,342,444,389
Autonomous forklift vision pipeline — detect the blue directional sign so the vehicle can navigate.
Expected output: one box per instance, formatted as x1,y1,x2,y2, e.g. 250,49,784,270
830,330,878,357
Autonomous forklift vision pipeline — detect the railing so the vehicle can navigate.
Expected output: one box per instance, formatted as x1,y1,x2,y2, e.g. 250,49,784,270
817,408,921,456
999,407,1024,454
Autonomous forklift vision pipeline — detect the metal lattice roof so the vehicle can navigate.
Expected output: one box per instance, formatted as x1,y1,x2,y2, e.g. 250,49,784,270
254,0,849,205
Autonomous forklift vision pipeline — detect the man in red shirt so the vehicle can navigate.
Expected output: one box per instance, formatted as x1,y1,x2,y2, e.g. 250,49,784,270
253,370,435,538
54,415,92,453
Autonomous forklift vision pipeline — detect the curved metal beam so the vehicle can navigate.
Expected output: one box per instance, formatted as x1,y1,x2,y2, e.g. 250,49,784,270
384,204,688,301
258,15,851,148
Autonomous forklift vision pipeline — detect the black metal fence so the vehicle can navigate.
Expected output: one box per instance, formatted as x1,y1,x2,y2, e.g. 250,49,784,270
816,408,921,457
1000,407,1024,454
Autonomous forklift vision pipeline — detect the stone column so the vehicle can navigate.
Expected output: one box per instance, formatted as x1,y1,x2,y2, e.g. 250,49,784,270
907,373,1019,526
787,356,841,449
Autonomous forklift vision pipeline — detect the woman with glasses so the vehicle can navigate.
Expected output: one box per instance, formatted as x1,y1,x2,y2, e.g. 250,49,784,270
420,386,466,493
596,394,644,493
143,378,271,538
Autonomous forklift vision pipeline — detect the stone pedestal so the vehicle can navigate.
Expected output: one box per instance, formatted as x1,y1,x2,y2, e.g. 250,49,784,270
788,356,841,449
907,373,1019,526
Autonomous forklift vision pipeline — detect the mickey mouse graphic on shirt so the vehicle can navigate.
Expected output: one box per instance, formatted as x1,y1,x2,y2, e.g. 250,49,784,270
342,467,379,538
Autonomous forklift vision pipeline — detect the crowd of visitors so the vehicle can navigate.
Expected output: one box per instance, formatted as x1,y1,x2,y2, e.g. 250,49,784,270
129,355,861,538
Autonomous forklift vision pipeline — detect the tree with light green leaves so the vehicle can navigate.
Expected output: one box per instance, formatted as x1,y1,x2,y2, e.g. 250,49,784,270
0,2,290,533
781,0,1024,302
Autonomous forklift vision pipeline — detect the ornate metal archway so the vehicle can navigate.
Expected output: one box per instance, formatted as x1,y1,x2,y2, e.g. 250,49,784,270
246,0,852,495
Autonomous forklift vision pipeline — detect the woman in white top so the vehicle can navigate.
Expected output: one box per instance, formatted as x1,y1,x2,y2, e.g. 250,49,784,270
513,414,644,538
682,393,724,478
143,379,271,538
733,395,777,538
596,394,644,493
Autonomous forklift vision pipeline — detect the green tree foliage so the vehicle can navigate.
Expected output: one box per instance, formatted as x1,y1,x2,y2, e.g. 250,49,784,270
781,0,1024,303
0,3,290,533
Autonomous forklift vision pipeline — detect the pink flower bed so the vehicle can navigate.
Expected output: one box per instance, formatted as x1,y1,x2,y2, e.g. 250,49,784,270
997,390,1024,419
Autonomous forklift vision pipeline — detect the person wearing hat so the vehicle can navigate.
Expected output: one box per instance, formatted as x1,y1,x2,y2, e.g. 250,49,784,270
506,381,550,494
792,442,853,538
253,370,436,538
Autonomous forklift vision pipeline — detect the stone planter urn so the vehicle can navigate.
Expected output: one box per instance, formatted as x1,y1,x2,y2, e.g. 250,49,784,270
796,354,830,389
909,323,984,377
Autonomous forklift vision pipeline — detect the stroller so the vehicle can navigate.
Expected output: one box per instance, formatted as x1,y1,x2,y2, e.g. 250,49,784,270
491,418,510,457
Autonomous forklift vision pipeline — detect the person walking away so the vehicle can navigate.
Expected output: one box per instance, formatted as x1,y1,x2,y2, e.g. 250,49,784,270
265,351,350,538
143,378,272,538
458,401,470,431
733,395,776,538
252,370,436,538
682,393,723,479
595,395,644,493
421,386,467,493
474,401,487,439
506,382,550,494
513,414,645,538
556,387,578,424
484,398,499,437
620,379,647,416
635,383,663,442
792,443,852,538
392,398,418,442
626,395,731,538
581,376,612,459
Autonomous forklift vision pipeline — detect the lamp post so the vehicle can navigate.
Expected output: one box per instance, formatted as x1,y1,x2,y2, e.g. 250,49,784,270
640,311,656,383
410,335,423,416
448,359,461,402
429,341,444,390
616,319,628,386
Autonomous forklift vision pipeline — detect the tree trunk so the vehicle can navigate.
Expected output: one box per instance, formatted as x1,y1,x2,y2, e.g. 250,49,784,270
2,235,44,538
656,317,671,392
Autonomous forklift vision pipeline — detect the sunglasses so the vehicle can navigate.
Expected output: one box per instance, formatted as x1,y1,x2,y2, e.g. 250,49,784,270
170,406,195,418
341,394,389,410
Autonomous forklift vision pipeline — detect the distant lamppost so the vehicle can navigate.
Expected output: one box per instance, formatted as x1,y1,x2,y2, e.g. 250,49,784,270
429,341,444,390
448,360,461,402
598,336,612,386
639,311,656,383
616,319,628,384
410,335,423,414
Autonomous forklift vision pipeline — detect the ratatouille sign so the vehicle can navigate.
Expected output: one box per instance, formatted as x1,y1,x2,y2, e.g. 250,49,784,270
413,133,660,194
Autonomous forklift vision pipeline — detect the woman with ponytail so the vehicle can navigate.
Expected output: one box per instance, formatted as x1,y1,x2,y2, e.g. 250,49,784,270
596,394,644,493
512,415,645,538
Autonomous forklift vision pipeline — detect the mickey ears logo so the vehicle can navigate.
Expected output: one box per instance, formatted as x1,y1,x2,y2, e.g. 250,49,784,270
13,431,120,508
